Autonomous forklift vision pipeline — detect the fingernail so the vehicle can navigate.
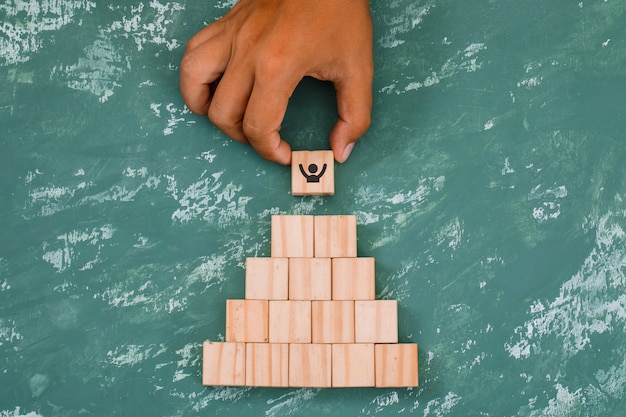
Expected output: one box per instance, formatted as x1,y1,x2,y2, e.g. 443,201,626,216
341,143,355,163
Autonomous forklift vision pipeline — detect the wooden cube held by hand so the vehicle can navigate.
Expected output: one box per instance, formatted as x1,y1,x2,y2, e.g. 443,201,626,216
291,150,335,196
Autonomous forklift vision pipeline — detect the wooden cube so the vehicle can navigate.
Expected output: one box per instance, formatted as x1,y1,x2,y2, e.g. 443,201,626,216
246,343,289,387
314,215,357,258
312,301,354,343
331,257,376,300
289,344,332,388
354,300,398,343
332,344,375,387
225,300,268,343
245,257,289,300
375,344,419,387
202,342,246,386
271,215,314,258
268,300,311,343
288,258,332,300
291,150,335,196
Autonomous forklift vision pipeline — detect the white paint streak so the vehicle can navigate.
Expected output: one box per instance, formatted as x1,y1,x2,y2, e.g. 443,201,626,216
378,3,433,48
107,1,183,52
162,103,193,135
0,319,23,346
529,184,568,222
0,408,43,417
407,43,486,92
167,171,251,226
42,224,115,272
506,211,626,359
528,384,584,417
423,392,462,417
107,343,167,367
265,389,320,416
52,29,128,102
364,391,400,414
354,176,445,249
46,1,183,100
0,0,95,66
383,43,487,95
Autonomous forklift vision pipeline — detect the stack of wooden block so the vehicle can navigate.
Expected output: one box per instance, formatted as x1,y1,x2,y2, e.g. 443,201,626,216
203,215,418,388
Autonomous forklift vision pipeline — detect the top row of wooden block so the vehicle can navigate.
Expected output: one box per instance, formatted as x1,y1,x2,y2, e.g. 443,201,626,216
291,150,335,196
271,215,357,258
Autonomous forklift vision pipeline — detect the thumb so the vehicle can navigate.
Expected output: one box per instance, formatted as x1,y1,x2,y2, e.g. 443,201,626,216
329,72,373,163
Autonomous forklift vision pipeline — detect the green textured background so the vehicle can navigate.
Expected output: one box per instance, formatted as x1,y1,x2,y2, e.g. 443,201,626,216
2,0,626,416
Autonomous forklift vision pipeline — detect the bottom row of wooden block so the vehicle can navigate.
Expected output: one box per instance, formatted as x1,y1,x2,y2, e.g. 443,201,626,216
203,342,418,388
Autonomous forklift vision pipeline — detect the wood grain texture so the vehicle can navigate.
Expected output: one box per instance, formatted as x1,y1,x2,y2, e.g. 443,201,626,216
202,342,246,386
289,343,332,388
311,301,355,343
331,257,376,300
245,343,289,387
375,344,419,387
271,215,314,258
245,257,289,300
268,300,312,343
225,299,269,343
288,257,332,300
314,215,357,258
332,343,375,387
354,300,398,343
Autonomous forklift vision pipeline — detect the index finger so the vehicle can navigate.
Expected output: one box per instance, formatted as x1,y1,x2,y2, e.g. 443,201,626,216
179,35,231,115
241,77,296,165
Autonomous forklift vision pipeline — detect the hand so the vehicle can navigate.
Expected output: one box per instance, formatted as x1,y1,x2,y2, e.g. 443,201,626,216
179,0,373,165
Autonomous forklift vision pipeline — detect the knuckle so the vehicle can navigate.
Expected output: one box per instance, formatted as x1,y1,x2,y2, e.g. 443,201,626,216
179,53,201,78
208,108,238,131
241,118,268,140
184,38,201,54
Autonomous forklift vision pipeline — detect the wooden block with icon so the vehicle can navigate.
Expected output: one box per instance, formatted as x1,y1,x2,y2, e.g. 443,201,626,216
291,150,335,196
202,215,419,388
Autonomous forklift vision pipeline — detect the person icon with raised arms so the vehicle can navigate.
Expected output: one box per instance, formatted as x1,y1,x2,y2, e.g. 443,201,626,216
299,163,327,183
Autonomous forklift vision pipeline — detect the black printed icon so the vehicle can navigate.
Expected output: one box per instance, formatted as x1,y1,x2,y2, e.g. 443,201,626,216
299,163,327,183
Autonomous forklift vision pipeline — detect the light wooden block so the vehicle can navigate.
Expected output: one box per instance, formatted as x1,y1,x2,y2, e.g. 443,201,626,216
312,301,354,343
268,300,311,343
314,215,357,258
331,257,376,300
245,257,289,300
271,215,314,258
289,344,332,388
288,258,332,300
375,344,419,387
332,344,375,387
225,300,268,343
246,343,289,387
202,342,246,386
291,150,335,196
354,300,398,343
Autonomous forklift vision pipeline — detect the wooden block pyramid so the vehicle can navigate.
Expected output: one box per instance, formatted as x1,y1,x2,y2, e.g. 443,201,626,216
203,215,419,388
